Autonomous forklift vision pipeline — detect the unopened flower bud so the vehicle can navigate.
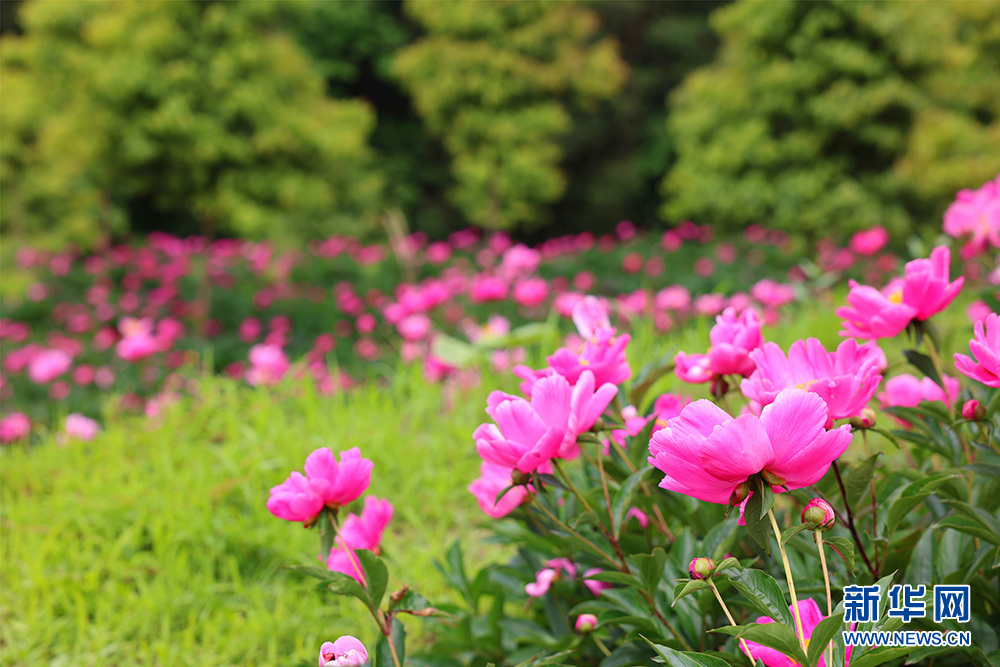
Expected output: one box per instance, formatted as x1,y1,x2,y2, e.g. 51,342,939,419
390,586,409,603
711,376,730,399
849,408,877,430
729,481,750,506
688,556,714,580
962,399,986,421
801,498,836,531
575,613,598,633
590,417,607,433
511,470,530,486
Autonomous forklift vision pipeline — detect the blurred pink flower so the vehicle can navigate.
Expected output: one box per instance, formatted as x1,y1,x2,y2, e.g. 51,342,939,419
397,314,432,342
967,300,994,324
326,496,393,582
751,279,796,309
116,318,159,362
470,276,508,303
525,558,577,597
954,313,1000,388
246,344,289,386
468,461,535,518
850,226,890,256
27,349,72,384
943,174,1000,259
878,374,960,410
0,413,31,443
513,278,549,307
318,636,368,667
64,413,100,441
649,389,852,504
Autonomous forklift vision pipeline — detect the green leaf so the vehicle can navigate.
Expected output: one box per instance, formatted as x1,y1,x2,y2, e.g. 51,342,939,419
586,570,641,587
286,565,370,606
805,613,844,667
780,522,815,546
319,509,336,561
823,536,856,575
845,454,880,508
713,556,740,574
628,350,676,407
886,474,961,535
847,646,911,667
635,547,667,596
941,499,1000,545
902,349,944,391
723,567,794,627
671,579,710,606
936,516,1000,544
357,549,389,610
644,638,732,667
712,623,807,666
612,467,653,537
743,477,772,553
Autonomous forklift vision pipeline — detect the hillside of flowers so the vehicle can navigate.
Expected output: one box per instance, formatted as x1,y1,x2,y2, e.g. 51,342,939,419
2,177,999,667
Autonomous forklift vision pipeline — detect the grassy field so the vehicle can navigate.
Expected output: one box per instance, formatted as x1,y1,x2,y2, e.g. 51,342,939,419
0,290,978,666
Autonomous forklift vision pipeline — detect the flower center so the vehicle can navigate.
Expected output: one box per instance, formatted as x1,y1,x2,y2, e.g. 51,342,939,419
888,290,903,304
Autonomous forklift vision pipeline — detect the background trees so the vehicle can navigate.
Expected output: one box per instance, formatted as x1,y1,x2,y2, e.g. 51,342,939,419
1,0,997,248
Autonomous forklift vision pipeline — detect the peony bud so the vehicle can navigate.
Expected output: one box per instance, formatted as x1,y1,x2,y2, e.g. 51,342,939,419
962,399,986,421
511,469,530,486
575,613,598,633
689,556,714,580
801,498,836,531
849,407,877,430
729,481,750,506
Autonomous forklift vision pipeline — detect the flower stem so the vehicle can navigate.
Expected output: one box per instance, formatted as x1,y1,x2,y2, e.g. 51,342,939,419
530,498,620,570
831,461,877,578
767,509,807,654
861,430,879,571
593,634,612,657
709,579,753,658
816,529,834,667
608,439,674,540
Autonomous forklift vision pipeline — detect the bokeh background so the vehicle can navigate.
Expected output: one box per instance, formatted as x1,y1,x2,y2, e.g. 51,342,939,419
3,0,998,252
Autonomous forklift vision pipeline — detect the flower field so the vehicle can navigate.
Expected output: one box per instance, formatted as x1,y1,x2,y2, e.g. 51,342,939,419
2,178,1000,667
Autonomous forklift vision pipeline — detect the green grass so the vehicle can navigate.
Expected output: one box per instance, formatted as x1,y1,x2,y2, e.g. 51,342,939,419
0,293,979,666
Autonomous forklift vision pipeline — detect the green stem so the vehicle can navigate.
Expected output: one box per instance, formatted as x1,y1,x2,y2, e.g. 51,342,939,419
767,509,807,654
531,498,620,570
709,579,753,658
608,439,674,540
816,530,833,667
861,430,879,571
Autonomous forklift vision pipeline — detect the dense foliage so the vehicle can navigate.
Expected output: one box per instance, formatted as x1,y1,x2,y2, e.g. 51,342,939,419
664,0,1000,237
4,0,997,249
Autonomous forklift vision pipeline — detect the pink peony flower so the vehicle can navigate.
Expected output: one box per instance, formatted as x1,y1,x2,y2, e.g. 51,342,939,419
751,279,796,310
901,246,965,321
741,338,883,424
838,247,963,339
116,318,159,362
0,413,31,443
27,348,72,384
742,599,853,667
319,636,368,666
468,461,534,518
650,393,691,432
954,312,1000,388
525,558,577,597
326,496,393,582
267,448,373,524
544,328,632,388
648,389,852,504
64,413,100,441
675,308,764,384
513,278,549,307
943,175,1000,259
572,296,611,339
246,344,289,386
397,314,432,342
470,276,509,303
850,226,890,256
878,374,961,410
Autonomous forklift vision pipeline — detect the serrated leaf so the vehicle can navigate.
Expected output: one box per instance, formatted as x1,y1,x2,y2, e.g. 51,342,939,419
723,568,794,627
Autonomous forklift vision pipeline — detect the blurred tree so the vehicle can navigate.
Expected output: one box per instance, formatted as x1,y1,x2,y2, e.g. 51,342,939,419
552,0,724,236
394,0,627,231
280,0,460,238
662,0,1000,236
0,0,382,249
